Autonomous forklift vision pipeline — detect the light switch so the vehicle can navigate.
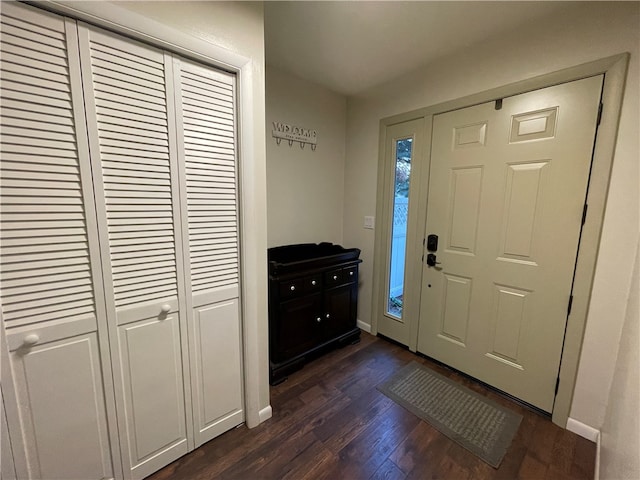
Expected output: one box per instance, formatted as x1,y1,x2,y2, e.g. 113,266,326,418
364,216,375,229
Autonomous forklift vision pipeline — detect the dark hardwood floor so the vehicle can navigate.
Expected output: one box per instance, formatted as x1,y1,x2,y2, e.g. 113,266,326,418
148,332,596,480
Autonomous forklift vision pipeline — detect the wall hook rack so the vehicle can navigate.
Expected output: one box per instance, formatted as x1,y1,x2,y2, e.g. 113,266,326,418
272,121,317,151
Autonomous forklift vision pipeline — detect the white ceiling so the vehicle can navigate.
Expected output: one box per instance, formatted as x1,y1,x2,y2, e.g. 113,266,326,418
265,1,575,96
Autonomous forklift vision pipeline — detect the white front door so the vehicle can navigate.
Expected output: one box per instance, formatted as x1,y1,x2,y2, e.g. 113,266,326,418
417,76,603,412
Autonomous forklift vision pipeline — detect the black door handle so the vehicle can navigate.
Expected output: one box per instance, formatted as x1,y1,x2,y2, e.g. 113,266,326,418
426,253,441,267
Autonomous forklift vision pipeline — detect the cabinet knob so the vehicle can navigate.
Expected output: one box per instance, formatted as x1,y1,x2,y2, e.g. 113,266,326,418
23,334,39,347
160,304,171,314
332,275,338,281
349,271,354,276
311,280,316,286
290,285,296,291
326,313,330,319
316,317,322,323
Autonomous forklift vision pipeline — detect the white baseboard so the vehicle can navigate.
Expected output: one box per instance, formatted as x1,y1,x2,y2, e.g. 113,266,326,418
357,319,371,333
594,429,601,480
258,405,272,423
566,417,600,442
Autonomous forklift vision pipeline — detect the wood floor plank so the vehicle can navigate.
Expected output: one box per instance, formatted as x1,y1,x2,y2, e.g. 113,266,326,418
389,420,440,474
147,332,596,480
369,458,407,480
405,433,453,480
550,430,577,474
319,402,420,480
570,435,597,479
280,440,336,480
517,453,549,479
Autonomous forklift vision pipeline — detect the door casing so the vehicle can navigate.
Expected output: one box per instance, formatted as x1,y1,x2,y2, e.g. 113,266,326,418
372,53,629,427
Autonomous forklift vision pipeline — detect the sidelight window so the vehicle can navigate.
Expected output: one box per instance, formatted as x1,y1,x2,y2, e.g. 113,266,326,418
387,137,412,319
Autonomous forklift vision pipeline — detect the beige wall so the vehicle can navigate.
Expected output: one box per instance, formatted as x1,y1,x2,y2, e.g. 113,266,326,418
600,239,639,479
343,1,639,430
266,66,347,247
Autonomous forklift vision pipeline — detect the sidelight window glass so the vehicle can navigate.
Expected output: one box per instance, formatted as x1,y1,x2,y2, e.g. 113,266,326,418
387,137,412,319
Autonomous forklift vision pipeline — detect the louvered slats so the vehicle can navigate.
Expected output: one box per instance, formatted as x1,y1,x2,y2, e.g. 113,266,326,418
0,10,97,328
87,33,178,309
179,61,238,293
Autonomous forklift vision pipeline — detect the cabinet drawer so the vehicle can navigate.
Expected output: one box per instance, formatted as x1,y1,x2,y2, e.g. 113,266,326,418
324,269,342,286
343,266,357,283
279,279,303,298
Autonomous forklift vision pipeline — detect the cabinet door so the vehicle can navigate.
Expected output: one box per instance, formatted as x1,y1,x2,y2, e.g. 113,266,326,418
77,24,190,480
172,57,244,447
276,293,323,362
0,4,117,479
322,285,357,341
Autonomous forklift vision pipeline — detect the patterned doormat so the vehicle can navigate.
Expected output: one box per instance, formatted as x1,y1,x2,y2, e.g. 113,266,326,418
377,361,522,467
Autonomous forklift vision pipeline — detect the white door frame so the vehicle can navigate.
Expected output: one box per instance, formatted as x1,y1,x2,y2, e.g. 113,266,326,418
372,53,629,426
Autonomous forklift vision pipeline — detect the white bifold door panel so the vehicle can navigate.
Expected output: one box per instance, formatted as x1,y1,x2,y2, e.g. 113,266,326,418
78,25,190,480
0,3,117,479
1,4,245,480
173,58,244,447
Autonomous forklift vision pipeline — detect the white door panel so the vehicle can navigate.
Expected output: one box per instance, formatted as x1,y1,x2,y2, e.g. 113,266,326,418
78,23,193,479
117,314,188,480
418,76,603,411
0,4,118,479
8,330,113,480
190,298,244,447
173,57,244,445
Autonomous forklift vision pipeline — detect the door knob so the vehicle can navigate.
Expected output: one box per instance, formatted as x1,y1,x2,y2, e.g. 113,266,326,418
23,334,39,347
426,253,441,267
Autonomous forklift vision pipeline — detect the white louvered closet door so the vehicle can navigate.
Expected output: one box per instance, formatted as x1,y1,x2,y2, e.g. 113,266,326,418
0,4,117,480
173,58,244,447
77,24,191,480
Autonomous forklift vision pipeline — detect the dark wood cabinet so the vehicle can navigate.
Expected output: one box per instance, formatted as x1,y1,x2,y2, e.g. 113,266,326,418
268,243,361,384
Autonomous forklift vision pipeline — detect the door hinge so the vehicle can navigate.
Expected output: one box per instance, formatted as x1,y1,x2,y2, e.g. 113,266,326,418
567,295,574,316
555,376,560,395
582,204,588,226
597,102,603,126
